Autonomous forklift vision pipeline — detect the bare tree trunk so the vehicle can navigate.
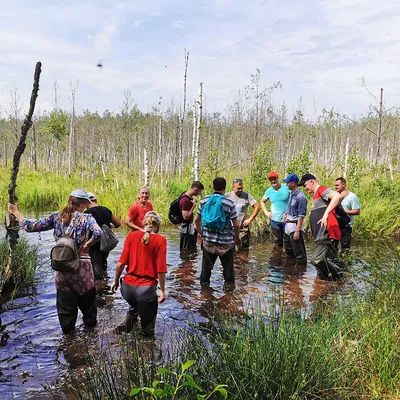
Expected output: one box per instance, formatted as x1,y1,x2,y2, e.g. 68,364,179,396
68,83,77,177
377,88,383,164
191,100,197,179
343,136,349,178
143,146,149,186
179,50,189,183
5,61,42,295
32,124,38,172
193,83,203,181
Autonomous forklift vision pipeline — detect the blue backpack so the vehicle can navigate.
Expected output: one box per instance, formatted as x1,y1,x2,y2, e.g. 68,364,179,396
201,194,227,230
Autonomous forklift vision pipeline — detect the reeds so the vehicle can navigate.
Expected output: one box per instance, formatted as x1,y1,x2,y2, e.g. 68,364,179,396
58,254,400,399
0,237,38,298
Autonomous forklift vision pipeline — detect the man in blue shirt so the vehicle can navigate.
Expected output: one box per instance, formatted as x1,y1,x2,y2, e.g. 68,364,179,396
261,171,290,247
282,174,307,264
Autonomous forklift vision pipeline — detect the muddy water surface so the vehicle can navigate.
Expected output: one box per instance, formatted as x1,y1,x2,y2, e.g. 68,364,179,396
0,218,372,399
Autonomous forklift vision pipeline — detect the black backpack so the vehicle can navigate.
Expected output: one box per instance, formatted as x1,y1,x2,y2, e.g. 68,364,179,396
168,194,191,224
318,188,350,229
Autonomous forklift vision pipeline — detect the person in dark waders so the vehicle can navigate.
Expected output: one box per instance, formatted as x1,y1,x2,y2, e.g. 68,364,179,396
8,189,102,334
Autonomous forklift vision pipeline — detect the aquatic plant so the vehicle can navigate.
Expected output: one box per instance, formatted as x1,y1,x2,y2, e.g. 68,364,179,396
57,254,400,399
0,237,38,299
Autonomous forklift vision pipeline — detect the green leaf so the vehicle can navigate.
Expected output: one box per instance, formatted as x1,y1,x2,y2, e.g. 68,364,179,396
154,388,167,397
182,374,203,391
215,385,228,399
181,360,196,372
197,395,205,400
152,380,161,388
129,388,141,396
157,368,170,374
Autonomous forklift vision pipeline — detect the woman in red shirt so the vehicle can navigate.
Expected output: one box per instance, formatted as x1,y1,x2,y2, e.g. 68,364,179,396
111,211,167,337
125,186,154,231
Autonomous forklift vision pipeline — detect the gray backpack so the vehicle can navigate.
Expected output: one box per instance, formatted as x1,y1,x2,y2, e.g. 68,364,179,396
100,224,119,252
51,216,80,273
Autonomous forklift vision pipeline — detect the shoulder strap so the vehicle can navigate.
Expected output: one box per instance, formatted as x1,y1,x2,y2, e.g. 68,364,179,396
317,187,328,206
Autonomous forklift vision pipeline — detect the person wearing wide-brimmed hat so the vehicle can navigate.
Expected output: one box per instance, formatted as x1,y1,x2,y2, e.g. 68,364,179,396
111,211,167,337
8,189,103,333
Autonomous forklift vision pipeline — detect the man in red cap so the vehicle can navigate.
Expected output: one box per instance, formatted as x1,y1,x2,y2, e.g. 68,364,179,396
261,172,290,247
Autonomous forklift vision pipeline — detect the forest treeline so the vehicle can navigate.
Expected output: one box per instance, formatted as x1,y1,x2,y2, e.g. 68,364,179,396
1,75,400,237
1,74,398,186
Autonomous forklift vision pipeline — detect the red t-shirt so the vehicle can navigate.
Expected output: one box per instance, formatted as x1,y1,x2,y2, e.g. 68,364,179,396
127,201,153,228
119,231,167,286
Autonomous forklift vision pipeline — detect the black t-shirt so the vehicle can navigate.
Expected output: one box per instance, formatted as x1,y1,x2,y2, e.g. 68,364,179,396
85,206,112,250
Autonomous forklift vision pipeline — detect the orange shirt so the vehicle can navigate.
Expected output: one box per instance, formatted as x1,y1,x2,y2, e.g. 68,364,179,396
119,231,167,286
127,201,153,228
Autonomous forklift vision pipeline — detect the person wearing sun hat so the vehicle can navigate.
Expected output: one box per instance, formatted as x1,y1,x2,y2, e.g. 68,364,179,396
85,192,121,282
261,171,290,247
282,174,307,264
7,189,102,334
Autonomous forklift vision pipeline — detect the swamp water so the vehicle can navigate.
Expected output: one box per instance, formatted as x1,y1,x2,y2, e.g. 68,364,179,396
0,217,373,399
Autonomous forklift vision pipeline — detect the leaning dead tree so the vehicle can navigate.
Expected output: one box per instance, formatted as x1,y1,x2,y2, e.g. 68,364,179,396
3,62,42,295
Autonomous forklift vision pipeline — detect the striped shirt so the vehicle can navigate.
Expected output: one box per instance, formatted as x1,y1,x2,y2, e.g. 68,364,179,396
197,193,238,245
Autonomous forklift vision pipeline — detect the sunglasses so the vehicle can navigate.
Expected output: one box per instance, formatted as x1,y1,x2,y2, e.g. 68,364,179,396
233,178,243,183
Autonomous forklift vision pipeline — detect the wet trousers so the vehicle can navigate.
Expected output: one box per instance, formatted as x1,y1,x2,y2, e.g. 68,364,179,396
180,230,197,252
200,245,235,285
340,225,352,251
121,282,158,337
310,239,345,280
284,231,307,264
270,220,285,247
56,287,97,334
89,248,109,280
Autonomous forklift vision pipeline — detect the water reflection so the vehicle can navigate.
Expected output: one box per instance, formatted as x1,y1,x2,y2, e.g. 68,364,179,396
0,220,369,398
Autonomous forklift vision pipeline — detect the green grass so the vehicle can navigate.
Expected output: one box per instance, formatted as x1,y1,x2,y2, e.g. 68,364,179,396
0,237,39,299
56,253,400,399
2,166,400,238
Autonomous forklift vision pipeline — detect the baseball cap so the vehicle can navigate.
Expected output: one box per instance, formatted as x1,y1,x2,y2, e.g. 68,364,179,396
283,174,299,183
267,171,279,179
87,192,97,201
298,174,316,186
69,189,92,202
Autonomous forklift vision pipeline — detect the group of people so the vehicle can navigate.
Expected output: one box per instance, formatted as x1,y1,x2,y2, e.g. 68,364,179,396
7,172,360,337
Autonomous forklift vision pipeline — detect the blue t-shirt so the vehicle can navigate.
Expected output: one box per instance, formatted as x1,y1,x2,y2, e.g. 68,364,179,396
263,185,290,222
341,191,361,226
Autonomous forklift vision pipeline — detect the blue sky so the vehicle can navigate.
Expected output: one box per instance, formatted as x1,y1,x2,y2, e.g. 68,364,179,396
0,0,399,118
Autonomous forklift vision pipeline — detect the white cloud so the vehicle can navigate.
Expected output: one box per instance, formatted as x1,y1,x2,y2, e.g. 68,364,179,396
0,0,400,117
91,23,118,54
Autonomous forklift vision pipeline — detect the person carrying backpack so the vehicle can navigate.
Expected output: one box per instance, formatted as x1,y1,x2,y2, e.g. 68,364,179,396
194,177,241,288
85,192,121,282
171,181,204,252
7,189,103,334
298,174,345,280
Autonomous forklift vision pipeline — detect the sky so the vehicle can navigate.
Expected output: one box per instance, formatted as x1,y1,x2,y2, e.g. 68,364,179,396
0,0,399,118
